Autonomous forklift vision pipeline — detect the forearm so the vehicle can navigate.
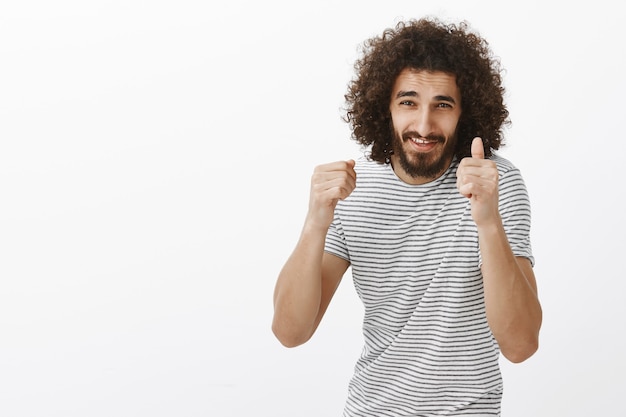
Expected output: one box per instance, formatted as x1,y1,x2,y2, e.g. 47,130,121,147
272,223,327,347
478,220,542,363
272,159,356,347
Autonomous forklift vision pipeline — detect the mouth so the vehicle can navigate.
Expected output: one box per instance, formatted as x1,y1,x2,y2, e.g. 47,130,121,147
409,137,437,145
405,134,442,152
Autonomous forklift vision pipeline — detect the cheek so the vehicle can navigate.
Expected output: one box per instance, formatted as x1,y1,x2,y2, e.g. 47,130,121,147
388,114,401,132
441,115,461,136
390,113,411,133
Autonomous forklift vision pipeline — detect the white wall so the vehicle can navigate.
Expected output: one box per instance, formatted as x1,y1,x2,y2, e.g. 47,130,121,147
1,1,624,416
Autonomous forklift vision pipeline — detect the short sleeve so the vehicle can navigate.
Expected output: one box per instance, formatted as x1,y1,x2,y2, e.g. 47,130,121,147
498,166,535,266
324,210,350,262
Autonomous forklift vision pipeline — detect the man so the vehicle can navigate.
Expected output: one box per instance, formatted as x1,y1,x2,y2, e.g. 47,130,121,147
272,18,542,416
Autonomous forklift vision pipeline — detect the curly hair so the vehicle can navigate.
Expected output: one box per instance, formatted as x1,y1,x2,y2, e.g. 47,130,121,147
343,18,510,163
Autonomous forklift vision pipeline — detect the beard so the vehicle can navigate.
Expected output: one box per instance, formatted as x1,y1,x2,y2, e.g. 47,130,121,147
391,127,457,180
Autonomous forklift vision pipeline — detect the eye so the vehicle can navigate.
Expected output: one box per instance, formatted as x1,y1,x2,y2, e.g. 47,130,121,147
399,100,415,106
436,102,453,109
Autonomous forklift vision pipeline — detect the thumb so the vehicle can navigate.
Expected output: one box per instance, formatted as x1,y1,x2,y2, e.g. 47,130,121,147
471,137,485,159
347,159,356,168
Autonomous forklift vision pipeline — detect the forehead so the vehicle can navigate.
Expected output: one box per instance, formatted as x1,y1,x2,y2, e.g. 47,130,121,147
391,68,460,99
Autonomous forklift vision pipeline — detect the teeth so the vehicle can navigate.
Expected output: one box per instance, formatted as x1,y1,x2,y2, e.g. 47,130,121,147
411,138,430,144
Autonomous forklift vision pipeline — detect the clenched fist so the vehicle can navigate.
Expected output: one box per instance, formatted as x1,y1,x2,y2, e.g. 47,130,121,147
306,160,357,231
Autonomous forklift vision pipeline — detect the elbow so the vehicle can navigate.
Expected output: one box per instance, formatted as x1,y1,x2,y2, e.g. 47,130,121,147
498,309,543,363
501,336,539,363
271,320,312,348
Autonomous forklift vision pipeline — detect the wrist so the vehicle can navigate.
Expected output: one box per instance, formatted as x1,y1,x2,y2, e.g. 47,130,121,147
475,214,504,236
302,214,332,237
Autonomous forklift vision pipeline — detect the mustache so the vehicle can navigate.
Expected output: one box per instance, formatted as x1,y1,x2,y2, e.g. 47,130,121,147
401,131,446,143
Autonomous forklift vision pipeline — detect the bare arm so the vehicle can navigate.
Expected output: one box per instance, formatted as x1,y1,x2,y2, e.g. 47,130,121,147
478,225,542,362
272,160,356,347
457,138,542,363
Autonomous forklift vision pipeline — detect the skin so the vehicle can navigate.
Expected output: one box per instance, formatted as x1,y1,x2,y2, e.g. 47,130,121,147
388,69,461,184
457,137,542,362
272,68,542,363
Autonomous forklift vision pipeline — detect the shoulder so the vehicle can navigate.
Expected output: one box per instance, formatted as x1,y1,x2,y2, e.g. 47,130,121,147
489,154,532,212
491,154,528,186
354,155,386,173
352,156,395,185
491,153,520,176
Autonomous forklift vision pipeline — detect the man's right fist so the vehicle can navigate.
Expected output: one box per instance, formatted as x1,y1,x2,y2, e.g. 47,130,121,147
306,160,357,230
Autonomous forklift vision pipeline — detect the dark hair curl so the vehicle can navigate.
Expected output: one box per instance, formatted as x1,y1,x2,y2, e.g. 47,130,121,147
343,18,510,162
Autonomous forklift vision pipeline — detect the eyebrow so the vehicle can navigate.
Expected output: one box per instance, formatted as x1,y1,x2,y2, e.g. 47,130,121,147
395,90,457,104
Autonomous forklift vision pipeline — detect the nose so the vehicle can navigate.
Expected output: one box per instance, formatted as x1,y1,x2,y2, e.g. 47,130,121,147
414,107,434,137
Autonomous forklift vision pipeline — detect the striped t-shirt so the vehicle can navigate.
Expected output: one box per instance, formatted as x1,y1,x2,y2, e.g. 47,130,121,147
325,155,533,417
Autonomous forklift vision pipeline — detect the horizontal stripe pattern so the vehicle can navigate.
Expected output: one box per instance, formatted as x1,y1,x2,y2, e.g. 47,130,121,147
325,155,533,416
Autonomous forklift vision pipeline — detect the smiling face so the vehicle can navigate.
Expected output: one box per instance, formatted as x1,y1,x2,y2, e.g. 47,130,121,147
389,68,462,185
